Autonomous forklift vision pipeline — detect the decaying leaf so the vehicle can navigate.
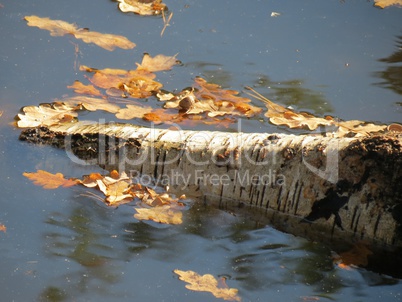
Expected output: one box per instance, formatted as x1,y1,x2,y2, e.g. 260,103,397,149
174,269,241,301
115,104,154,120
374,0,402,8
17,103,78,128
116,0,167,15
67,80,102,96
62,96,121,113
25,15,136,51
23,170,78,189
134,206,183,224
136,53,180,72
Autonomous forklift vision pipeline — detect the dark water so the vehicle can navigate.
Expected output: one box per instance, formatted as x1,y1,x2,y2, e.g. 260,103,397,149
1,0,402,301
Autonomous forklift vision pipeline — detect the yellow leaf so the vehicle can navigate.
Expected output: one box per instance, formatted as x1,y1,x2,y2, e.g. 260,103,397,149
25,15,136,51
23,170,78,189
136,53,180,72
17,103,78,128
134,206,183,224
67,80,103,96
62,96,121,113
374,0,402,8
115,104,154,120
174,269,241,301
116,0,167,15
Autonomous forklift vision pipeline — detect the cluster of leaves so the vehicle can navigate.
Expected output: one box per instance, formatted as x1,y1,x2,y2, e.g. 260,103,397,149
174,269,241,301
23,170,186,225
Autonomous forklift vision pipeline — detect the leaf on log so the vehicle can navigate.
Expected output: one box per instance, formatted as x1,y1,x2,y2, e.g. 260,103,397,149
174,269,241,301
134,206,183,224
67,80,103,96
25,15,135,51
374,0,402,8
17,103,78,128
115,104,154,120
62,96,121,113
23,170,78,189
116,0,167,15
136,53,180,72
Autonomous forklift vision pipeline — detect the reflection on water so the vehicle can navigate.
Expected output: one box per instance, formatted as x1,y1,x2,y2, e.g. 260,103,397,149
374,34,402,97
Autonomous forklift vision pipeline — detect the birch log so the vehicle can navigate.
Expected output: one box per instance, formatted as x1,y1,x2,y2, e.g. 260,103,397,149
19,121,402,265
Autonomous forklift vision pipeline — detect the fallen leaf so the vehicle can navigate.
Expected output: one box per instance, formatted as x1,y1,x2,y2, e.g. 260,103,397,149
0,110,3,117
23,170,78,189
136,53,180,72
174,269,241,301
0,224,6,233
134,206,183,224
116,0,167,15
17,103,78,128
115,104,154,120
374,0,402,8
142,109,184,124
67,80,102,96
334,241,373,268
62,96,121,113
25,15,136,51
337,120,387,137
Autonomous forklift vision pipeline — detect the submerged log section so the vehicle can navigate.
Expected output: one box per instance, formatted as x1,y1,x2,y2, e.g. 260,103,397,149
20,121,402,255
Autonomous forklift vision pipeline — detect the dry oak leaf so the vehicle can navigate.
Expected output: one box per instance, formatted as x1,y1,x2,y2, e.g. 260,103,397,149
143,109,184,124
67,80,103,96
117,0,167,15
116,104,154,120
337,120,387,137
134,206,183,224
174,269,241,301
62,96,121,113
374,0,402,8
17,103,78,128
23,170,78,189
136,53,180,72
25,15,136,51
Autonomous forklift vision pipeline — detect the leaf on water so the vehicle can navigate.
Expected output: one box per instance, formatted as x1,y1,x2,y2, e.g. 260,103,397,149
158,78,262,119
334,241,373,268
81,170,134,206
23,170,78,189
174,269,241,301
0,110,3,117
136,53,180,72
374,0,402,8
134,206,183,224
67,80,103,96
17,103,78,128
80,65,162,98
337,120,387,137
115,104,154,120
62,96,121,113
116,0,167,15
24,15,136,51
142,109,184,124
0,224,6,234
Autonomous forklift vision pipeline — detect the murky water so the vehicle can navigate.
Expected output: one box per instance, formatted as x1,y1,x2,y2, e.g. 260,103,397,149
1,0,402,301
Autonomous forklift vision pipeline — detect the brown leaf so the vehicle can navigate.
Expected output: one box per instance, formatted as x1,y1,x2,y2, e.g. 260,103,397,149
62,96,121,113
174,269,241,301
136,53,180,72
334,241,373,268
23,170,78,189
374,0,402,8
17,103,78,128
134,206,183,224
143,109,184,124
115,104,154,120
67,80,103,96
25,15,136,51
0,224,6,234
117,0,167,15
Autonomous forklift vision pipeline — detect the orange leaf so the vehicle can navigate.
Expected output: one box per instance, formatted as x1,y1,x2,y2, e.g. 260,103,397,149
23,170,78,189
67,80,102,96
117,0,167,15
136,53,180,72
0,224,6,233
374,0,402,8
174,269,241,301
